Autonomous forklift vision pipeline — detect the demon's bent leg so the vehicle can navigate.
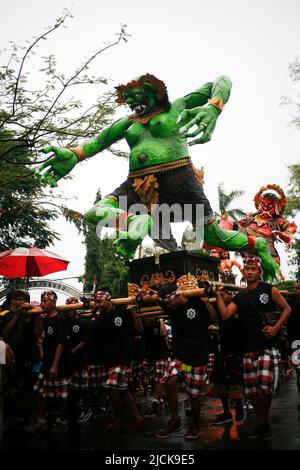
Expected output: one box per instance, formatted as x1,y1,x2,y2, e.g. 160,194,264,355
204,221,278,281
84,197,153,258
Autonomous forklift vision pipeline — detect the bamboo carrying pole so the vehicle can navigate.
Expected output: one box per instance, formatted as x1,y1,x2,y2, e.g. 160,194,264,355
24,288,208,315
20,282,298,317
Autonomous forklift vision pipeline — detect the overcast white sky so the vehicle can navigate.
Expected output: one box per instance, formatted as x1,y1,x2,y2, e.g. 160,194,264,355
2,0,300,299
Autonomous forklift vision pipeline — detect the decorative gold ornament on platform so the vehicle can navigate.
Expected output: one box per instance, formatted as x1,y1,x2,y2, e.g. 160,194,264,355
176,273,198,291
127,283,140,297
140,270,176,288
195,268,215,282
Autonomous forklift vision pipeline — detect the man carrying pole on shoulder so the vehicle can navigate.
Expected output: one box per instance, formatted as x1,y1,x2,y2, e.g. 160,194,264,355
215,256,291,440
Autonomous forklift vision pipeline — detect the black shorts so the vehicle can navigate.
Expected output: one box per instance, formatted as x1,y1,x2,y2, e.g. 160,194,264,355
109,165,214,226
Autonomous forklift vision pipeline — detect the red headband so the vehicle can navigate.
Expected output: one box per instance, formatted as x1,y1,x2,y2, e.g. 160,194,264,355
41,291,56,301
65,297,78,305
94,291,112,301
158,289,179,302
244,256,262,269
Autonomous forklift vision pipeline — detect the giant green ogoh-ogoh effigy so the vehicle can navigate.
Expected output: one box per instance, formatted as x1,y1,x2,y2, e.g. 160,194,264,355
35,73,278,281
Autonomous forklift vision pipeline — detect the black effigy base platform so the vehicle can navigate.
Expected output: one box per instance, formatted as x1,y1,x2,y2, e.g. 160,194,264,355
128,250,220,289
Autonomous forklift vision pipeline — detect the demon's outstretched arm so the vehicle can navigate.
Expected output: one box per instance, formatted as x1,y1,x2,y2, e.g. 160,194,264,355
35,117,132,186
177,75,232,145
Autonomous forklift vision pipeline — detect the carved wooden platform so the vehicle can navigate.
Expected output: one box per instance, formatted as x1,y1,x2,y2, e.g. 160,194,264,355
127,250,220,295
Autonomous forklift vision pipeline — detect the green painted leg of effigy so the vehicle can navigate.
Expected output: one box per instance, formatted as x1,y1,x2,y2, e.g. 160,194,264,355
204,221,278,281
84,197,122,225
115,214,153,258
84,198,153,259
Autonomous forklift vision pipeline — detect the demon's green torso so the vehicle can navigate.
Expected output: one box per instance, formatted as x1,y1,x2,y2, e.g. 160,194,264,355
126,102,189,170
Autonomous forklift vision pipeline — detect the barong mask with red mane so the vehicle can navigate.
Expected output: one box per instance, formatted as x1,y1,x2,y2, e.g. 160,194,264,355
254,184,287,218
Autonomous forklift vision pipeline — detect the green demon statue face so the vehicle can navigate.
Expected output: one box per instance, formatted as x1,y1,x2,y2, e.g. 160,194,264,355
115,73,170,117
123,86,157,117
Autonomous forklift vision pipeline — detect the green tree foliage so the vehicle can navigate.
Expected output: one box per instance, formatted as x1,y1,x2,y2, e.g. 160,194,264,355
0,129,59,250
82,191,104,293
281,58,300,131
282,58,300,215
98,236,129,297
274,279,296,292
286,163,300,215
0,10,129,159
215,183,246,221
287,233,300,281
0,10,128,250
282,58,300,278
82,190,129,297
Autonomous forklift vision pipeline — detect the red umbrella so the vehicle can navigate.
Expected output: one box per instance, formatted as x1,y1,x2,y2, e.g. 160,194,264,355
0,247,69,278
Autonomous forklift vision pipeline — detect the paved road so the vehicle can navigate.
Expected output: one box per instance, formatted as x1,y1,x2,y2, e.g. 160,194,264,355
2,374,300,452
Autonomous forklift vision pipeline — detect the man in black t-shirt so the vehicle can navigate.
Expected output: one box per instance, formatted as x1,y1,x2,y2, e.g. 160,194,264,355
64,297,90,422
287,282,300,412
1,290,34,363
85,299,112,420
33,291,72,432
155,283,217,441
94,286,145,432
207,290,244,425
1,290,39,427
216,256,291,440
142,317,170,414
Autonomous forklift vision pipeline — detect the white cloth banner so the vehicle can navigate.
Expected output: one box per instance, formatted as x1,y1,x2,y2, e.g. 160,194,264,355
0,340,6,364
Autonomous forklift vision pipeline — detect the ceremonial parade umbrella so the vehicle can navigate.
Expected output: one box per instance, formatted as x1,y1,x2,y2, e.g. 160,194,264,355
0,247,69,278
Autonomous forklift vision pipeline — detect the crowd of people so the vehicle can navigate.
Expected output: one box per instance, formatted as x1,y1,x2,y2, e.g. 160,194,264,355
0,255,300,443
